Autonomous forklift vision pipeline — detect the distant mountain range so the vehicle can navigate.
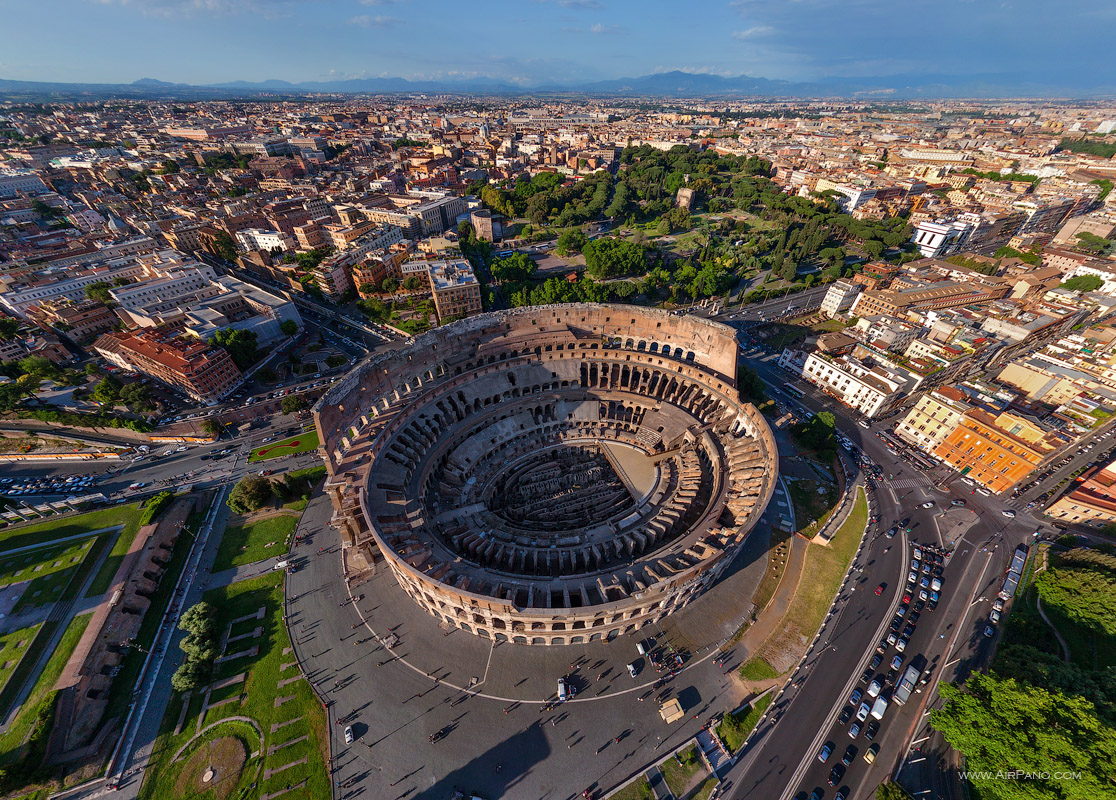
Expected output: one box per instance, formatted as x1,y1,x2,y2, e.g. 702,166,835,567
1,70,1112,101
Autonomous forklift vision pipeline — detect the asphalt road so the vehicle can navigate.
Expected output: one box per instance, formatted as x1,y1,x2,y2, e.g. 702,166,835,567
719,343,1040,800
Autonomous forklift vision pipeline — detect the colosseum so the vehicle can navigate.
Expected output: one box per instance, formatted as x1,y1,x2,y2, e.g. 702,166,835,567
313,304,778,645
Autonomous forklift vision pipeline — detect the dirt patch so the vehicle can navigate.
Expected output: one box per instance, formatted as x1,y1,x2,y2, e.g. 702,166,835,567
174,736,247,800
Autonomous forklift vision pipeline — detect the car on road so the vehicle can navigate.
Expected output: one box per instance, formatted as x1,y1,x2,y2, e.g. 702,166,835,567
990,609,1001,623
886,526,898,539
951,499,966,506
847,722,861,738
1001,509,1016,518
920,501,935,508
984,625,996,638
874,583,885,596
867,679,883,698
344,726,354,744
849,689,862,706
864,743,880,764
869,653,883,670
860,668,874,684
864,720,880,741
895,637,908,653
907,571,918,585
838,707,852,725
626,662,639,678
890,654,903,671
817,742,833,762
856,702,871,722
828,765,845,786
886,632,898,646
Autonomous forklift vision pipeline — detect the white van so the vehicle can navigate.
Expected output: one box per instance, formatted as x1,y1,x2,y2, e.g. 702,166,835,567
557,678,570,701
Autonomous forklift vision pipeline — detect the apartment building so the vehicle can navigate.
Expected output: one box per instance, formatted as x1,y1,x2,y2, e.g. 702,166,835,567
894,386,971,452
1046,459,1116,529
92,328,242,403
789,350,906,418
429,260,482,321
932,409,1063,493
0,170,49,198
236,228,294,252
821,280,863,317
28,299,116,341
851,281,1009,319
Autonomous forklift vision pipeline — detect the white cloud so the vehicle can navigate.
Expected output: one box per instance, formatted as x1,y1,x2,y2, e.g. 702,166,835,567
590,22,623,34
348,14,399,27
535,0,604,9
359,0,409,5
731,26,774,39
90,0,300,17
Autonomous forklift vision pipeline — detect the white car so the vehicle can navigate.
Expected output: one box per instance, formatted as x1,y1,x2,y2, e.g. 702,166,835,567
976,488,992,497
1001,510,1016,518
867,679,883,698
920,501,935,509
895,637,908,653
344,725,354,744
856,702,871,721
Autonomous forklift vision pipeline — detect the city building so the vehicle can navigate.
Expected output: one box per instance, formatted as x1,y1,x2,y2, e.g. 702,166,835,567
1046,459,1116,529
932,408,1063,493
92,328,243,403
429,259,482,321
893,386,971,452
821,280,862,318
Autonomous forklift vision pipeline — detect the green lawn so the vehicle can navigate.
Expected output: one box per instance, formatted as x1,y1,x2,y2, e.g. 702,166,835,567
660,745,708,797
211,514,297,573
739,656,780,682
609,778,655,800
761,488,867,670
0,539,95,588
248,430,320,462
0,612,92,768
0,625,40,696
717,693,774,753
0,503,141,557
139,572,329,800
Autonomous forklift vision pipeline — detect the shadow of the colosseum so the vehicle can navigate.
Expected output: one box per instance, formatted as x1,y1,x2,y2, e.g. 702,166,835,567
413,721,552,800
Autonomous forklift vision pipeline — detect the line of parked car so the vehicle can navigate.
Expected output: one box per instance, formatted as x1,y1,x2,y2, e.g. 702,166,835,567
1,475,96,495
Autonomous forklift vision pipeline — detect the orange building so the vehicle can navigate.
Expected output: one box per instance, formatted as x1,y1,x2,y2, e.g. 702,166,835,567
932,408,1062,493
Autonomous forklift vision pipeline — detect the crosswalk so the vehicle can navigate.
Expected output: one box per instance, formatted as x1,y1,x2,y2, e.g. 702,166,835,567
877,477,934,490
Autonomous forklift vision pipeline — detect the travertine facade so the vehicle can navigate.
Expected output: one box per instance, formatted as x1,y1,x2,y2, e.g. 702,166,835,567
314,304,777,645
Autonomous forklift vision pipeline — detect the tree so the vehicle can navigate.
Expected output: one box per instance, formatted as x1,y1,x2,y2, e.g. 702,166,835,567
279,319,298,337
158,159,181,174
491,252,535,284
179,601,216,637
381,277,399,293
201,418,222,438
84,281,114,304
402,275,424,292
0,317,20,340
1033,549,1116,636
556,228,588,256
118,382,153,412
1060,274,1103,293
930,673,1116,800
281,396,307,414
171,660,206,693
92,376,122,406
211,328,259,370
875,783,913,800
18,356,61,383
212,231,238,262
228,474,274,513
583,238,646,279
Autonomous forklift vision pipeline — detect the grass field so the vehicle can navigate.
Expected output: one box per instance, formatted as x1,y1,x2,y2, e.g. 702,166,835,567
739,656,780,682
247,430,320,462
211,514,297,573
717,693,774,754
0,625,40,696
760,488,868,673
660,744,709,797
0,539,95,588
0,612,92,768
609,777,655,800
139,572,329,800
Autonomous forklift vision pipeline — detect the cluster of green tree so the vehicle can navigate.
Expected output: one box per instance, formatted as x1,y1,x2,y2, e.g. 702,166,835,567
227,186,248,198
202,151,252,174
509,275,610,307
930,547,1116,800
874,784,913,800
555,228,588,256
392,137,425,150
91,374,154,412
280,395,307,415
282,247,332,271
171,602,220,692
737,364,767,404
30,199,63,220
82,277,132,305
490,252,536,284
1061,274,1104,293
944,254,1000,275
792,411,838,459
269,467,325,504
656,206,692,235
960,168,1039,184
13,408,152,433
0,317,20,340
211,231,238,262
1073,231,1114,257
583,237,647,279
156,159,180,175
212,328,259,370
993,245,1042,266
480,170,614,227
139,490,175,526
1091,179,1113,202
1059,137,1116,159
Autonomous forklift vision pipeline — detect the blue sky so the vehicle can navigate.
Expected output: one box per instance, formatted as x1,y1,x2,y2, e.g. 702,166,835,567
0,0,1113,87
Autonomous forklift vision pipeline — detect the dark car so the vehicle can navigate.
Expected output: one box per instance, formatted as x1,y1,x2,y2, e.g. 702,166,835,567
902,625,916,638
838,707,852,725
865,721,880,741
869,653,883,670
828,765,845,786
841,745,857,766
889,616,903,632
860,668,874,684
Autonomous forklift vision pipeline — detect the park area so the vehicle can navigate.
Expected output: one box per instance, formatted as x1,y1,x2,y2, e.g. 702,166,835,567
139,572,329,800
211,513,298,573
248,431,320,463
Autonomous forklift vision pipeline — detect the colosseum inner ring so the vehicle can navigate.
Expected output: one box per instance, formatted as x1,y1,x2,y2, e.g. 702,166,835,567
313,304,778,646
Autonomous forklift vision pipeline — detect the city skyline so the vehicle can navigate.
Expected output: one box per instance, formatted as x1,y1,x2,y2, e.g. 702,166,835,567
1,0,1114,91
